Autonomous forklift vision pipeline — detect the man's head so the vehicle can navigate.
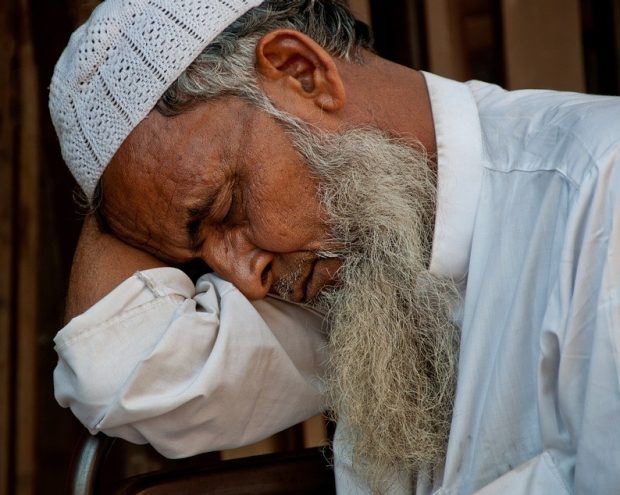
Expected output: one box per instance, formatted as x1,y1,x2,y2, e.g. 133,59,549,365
51,0,373,300
51,0,458,488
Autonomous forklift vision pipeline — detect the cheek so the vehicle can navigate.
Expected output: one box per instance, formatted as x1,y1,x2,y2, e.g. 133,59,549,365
246,197,326,253
244,158,326,251
250,214,315,252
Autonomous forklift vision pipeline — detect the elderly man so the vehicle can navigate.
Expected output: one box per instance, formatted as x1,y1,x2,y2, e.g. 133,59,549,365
50,0,620,493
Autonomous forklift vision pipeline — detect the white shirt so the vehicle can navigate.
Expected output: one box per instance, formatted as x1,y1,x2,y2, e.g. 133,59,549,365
54,72,620,493
54,271,326,457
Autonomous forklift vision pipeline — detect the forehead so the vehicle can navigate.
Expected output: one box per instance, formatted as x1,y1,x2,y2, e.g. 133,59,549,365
116,97,254,189
110,96,268,194
100,97,257,254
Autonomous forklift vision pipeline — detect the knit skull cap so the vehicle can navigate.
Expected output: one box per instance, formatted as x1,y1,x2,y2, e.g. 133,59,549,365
49,0,264,199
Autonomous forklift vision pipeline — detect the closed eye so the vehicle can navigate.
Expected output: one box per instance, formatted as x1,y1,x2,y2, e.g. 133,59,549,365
185,177,243,251
208,179,236,224
222,182,243,225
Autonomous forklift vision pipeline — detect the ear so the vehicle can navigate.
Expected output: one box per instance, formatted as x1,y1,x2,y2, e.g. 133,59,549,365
255,29,346,114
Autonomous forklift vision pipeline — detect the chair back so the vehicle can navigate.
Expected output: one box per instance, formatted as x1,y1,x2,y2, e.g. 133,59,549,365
70,434,336,495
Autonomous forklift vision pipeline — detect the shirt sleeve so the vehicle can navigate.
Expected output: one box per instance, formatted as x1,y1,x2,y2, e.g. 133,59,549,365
537,148,620,494
564,153,620,494
53,267,327,458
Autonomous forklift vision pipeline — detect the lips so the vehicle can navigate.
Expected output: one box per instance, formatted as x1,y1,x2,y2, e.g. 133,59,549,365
302,258,319,303
271,256,340,303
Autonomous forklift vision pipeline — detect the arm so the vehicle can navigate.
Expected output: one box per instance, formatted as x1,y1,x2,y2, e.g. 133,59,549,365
65,215,165,321
55,216,326,458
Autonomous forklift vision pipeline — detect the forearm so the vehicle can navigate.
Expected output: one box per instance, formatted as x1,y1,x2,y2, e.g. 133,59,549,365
55,269,326,456
65,215,165,321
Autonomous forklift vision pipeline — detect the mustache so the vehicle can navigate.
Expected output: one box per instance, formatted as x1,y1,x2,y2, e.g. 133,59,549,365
271,250,345,305
271,263,305,300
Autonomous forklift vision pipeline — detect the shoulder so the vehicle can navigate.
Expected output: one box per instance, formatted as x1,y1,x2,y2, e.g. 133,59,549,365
467,81,620,184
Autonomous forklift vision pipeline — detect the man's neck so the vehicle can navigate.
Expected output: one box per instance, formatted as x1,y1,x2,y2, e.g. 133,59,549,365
334,51,437,158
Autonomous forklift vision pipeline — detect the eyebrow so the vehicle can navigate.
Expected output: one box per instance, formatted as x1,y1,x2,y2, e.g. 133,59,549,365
185,194,217,252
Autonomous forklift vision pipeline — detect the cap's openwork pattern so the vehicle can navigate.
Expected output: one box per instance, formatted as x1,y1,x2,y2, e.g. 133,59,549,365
49,0,263,198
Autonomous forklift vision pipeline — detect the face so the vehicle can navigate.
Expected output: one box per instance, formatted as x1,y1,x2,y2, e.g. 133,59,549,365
101,96,341,301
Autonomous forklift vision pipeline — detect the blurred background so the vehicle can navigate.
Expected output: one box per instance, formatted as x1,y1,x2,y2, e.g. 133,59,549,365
1,0,619,493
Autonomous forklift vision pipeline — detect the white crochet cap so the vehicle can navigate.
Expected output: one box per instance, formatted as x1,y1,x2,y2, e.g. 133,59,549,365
49,0,264,199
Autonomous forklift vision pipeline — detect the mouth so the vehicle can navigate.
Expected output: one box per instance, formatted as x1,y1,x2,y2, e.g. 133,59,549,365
302,258,320,303
302,256,342,304
271,256,341,304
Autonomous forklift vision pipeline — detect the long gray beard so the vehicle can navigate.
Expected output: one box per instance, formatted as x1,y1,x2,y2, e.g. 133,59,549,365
285,122,460,492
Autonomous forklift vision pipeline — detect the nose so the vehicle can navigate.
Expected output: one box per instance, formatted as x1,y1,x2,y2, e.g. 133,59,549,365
205,230,274,300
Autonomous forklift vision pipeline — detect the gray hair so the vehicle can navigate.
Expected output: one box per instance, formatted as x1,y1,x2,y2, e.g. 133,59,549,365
156,0,372,116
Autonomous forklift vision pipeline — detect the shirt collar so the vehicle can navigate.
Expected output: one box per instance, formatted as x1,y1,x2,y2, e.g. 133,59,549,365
422,71,484,283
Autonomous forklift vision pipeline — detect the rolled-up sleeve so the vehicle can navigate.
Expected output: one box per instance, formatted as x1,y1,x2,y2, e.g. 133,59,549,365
54,267,326,458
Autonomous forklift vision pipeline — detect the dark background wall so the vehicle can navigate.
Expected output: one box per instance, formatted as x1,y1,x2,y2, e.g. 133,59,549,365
1,1,619,494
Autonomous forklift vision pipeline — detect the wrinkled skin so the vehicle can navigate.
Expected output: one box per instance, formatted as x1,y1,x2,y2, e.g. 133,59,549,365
101,96,342,302
95,30,435,304
79,29,435,309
